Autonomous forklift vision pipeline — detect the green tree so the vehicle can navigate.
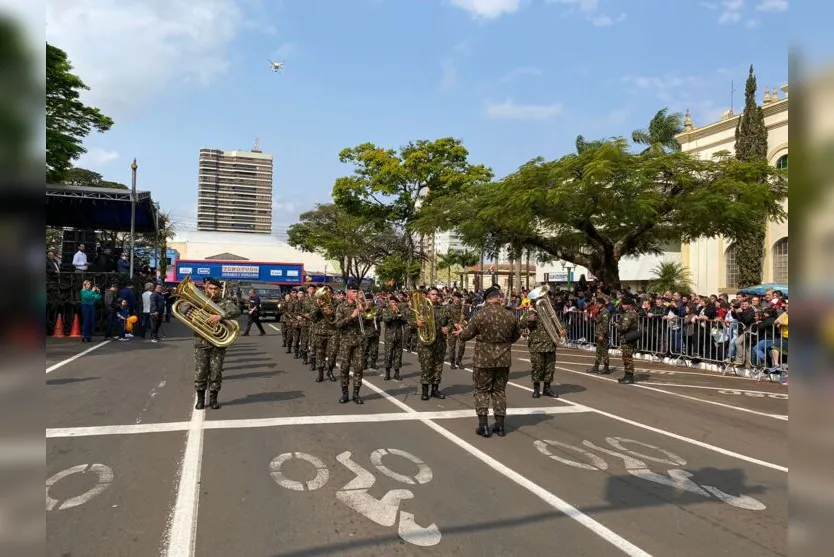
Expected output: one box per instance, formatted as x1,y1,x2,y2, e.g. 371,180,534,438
332,137,493,288
63,166,128,189
46,43,114,183
375,255,421,289
632,108,685,153
456,249,481,289
732,64,771,288
648,261,693,294
287,203,401,285
418,139,787,288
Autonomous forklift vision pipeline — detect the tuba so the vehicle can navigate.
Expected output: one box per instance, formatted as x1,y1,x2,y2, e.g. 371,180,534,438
526,285,567,346
172,275,241,348
314,286,333,313
410,290,435,345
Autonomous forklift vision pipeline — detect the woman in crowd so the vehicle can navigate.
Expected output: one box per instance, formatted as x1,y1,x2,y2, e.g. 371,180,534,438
79,280,102,343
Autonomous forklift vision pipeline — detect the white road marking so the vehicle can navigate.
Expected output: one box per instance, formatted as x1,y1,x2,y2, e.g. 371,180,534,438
46,463,114,511
162,402,205,557
45,406,589,439
46,341,112,374
370,448,433,485
268,324,281,332
269,452,330,491
137,379,167,424
360,380,654,557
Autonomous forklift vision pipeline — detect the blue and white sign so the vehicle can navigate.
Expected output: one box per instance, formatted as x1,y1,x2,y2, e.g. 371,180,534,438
175,260,305,283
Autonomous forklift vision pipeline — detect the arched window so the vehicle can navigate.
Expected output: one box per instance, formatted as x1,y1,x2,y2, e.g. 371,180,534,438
772,237,788,283
725,243,740,289
776,154,788,171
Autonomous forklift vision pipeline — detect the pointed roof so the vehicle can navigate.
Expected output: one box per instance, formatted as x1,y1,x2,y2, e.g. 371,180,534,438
205,252,248,260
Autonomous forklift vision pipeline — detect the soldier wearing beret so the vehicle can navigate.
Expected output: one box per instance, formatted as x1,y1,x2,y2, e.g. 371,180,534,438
454,285,521,437
333,281,366,404
617,296,639,384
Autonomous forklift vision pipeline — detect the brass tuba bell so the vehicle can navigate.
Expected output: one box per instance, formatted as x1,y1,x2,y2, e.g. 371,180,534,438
172,275,241,348
410,290,435,345
526,285,567,346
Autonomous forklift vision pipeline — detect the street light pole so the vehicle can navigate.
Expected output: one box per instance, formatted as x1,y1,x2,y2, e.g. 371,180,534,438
129,158,137,279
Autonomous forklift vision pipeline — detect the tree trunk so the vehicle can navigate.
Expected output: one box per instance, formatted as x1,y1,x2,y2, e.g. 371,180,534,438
515,252,522,293
525,249,531,290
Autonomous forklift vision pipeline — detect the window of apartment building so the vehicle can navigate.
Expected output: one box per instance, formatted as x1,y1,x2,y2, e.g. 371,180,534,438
776,154,788,171
772,237,788,283
725,243,740,289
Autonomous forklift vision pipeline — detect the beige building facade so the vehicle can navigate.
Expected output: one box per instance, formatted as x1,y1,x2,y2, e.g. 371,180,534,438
675,85,788,294
197,147,274,234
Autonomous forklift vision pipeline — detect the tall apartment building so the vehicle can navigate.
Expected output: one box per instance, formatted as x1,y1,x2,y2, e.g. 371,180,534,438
197,146,274,234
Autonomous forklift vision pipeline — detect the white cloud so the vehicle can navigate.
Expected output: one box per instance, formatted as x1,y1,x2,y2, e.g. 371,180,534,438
448,0,523,19
273,199,299,213
76,147,120,168
547,0,625,27
484,99,563,120
756,0,788,11
438,40,473,90
45,0,250,118
718,0,743,24
621,73,706,103
499,66,543,82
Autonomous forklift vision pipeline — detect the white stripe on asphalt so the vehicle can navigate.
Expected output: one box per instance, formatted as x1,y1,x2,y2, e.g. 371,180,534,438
46,406,589,439
360,379,654,557
46,340,112,374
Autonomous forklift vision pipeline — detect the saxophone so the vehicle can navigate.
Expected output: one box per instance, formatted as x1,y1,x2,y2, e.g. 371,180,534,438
172,275,241,348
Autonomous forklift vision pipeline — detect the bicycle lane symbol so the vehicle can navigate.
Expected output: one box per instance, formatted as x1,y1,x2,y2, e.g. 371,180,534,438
269,448,441,547
534,437,766,511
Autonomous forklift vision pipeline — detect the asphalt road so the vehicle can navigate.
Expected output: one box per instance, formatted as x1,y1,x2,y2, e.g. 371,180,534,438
46,320,787,557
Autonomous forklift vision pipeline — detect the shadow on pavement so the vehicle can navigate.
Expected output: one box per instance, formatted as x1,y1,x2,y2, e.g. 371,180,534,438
222,389,305,406
46,376,99,386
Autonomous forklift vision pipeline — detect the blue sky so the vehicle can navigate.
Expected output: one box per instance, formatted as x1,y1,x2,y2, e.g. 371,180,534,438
43,0,798,239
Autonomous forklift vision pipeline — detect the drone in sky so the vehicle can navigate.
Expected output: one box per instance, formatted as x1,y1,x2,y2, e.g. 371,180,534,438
268,59,284,72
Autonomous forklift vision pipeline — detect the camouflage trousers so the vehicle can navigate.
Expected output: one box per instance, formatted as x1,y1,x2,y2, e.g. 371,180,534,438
384,336,403,370
473,367,510,416
280,320,288,341
530,351,556,383
417,338,445,385
338,337,364,388
314,333,338,371
194,344,227,392
446,335,465,363
299,325,310,355
593,336,610,369
287,325,301,352
363,335,380,369
621,343,635,374
402,327,416,352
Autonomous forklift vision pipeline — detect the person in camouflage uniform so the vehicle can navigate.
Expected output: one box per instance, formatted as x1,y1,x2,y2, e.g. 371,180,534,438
587,296,612,374
455,285,521,437
284,290,299,354
410,287,451,401
381,296,405,380
189,277,241,410
310,286,337,382
322,290,342,381
295,289,312,364
617,296,639,384
361,292,381,371
400,292,416,352
279,293,289,346
519,304,559,398
445,292,466,369
302,285,318,368
334,283,366,404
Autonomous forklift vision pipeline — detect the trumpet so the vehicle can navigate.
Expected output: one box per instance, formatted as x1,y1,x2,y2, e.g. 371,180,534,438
363,300,379,331
526,285,567,346
410,290,435,345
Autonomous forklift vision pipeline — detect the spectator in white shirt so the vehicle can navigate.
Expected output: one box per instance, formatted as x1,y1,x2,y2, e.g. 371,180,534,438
141,282,154,338
72,244,88,272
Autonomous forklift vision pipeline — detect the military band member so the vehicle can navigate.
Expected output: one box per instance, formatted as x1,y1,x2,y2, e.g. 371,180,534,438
279,293,290,346
587,296,612,374
302,285,317,368
446,292,466,369
617,296,639,384
519,304,558,398
411,287,451,401
191,277,241,410
381,296,405,380
285,290,299,354
400,293,416,352
334,283,366,404
454,285,521,437
362,292,381,371
311,286,337,382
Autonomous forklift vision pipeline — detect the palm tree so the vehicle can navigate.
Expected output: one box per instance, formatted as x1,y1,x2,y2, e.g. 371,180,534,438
437,251,458,287
631,108,684,153
648,262,693,294
457,249,480,289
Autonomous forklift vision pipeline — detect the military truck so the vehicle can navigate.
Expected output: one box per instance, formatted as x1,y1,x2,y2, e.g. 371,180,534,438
239,283,287,321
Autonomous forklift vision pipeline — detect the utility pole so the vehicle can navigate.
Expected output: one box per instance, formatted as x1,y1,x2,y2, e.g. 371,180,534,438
129,159,137,279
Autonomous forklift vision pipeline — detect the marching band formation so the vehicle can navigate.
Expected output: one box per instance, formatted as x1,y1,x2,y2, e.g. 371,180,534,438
173,274,640,437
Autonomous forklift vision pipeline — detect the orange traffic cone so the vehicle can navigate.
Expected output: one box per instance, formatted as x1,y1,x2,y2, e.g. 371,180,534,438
68,314,82,338
52,314,65,337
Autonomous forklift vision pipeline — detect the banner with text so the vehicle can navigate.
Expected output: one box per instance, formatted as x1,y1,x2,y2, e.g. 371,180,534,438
174,260,305,283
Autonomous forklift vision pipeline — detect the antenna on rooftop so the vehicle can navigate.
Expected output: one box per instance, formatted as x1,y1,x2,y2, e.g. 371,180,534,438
729,80,735,116
253,137,261,153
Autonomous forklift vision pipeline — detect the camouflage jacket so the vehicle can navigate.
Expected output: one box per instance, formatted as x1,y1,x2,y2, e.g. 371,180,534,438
333,297,363,345
519,309,555,353
301,297,317,326
458,303,521,367
193,297,241,348
594,306,611,337
617,308,639,344
446,302,464,328
408,302,450,345
381,307,406,342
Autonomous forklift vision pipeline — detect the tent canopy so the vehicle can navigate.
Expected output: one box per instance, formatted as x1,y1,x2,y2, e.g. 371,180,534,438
46,184,159,233
738,283,789,297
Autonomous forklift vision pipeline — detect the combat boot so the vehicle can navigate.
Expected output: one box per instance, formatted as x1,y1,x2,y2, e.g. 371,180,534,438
195,390,206,410
309,357,316,372
599,365,612,374
450,360,457,370
618,374,634,384
455,359,463,369
586,366,599,374
430,384,446,399
353,386,364,405
208,391,220,410
532,382,541,398
491,415,506,437
475,415,491,437
302,352,308,365
316,368,324,383
339,387,349,403
420,384,430,401
542,382,558,397
293,349,299,359
384,368,391,381
393,369,401,381
327,369,337,382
